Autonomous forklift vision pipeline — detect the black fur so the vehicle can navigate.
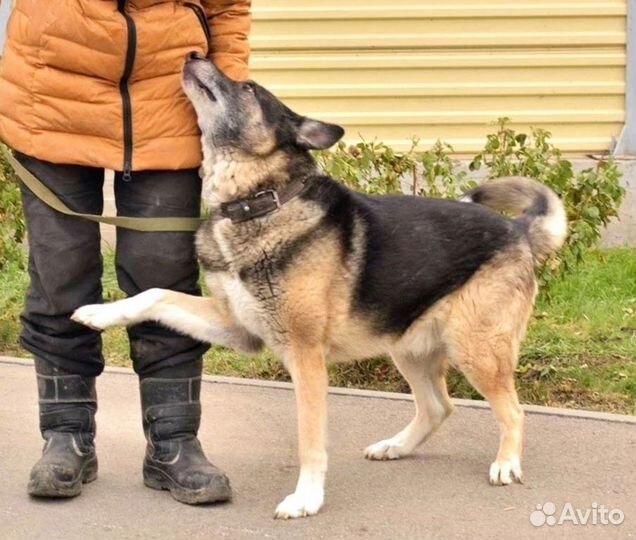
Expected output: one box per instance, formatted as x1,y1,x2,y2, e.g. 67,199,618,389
303,178,523,334
526,192,549,216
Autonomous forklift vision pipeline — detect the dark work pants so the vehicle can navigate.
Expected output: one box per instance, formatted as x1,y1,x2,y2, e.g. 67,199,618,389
16,152,209,378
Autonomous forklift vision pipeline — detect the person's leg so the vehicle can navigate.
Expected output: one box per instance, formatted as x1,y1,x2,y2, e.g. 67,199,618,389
114,168,229,504
15,151,104,497
113,168,207,375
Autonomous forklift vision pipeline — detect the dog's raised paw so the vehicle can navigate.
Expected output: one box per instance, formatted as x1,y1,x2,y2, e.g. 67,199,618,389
274,491,323,520
72,304,127,330
364,439,405,461
489,457,523,486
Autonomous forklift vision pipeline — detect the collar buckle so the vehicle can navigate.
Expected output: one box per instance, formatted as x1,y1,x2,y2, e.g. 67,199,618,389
253,189,281,210
219,178,312,223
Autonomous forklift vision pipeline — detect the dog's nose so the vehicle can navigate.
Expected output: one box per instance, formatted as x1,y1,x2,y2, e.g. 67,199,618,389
186,51,205,62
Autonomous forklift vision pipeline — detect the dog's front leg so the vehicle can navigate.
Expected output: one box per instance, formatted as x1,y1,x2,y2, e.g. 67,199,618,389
274,345,328,519
72,288,261,352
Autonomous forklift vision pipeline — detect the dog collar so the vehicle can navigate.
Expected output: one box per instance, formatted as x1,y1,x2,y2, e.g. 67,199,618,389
219,177,311,223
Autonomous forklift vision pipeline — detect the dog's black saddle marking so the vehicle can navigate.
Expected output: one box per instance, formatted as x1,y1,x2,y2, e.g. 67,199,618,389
353,194,521,333
303,178,522,335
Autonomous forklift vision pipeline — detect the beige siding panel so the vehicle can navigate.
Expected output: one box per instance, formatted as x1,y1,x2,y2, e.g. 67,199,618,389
250,1,627,154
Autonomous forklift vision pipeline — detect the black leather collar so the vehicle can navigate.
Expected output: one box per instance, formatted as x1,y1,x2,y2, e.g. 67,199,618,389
219,177,311,223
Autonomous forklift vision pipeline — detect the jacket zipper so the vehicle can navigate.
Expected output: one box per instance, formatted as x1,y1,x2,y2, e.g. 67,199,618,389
184,2,212,55
117,0,137,182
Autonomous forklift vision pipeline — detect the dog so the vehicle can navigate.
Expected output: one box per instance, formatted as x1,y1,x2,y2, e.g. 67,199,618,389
72,52,567,519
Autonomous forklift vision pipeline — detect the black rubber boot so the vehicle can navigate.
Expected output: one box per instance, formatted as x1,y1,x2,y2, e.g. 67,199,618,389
140,372,231,505
28,359,98,498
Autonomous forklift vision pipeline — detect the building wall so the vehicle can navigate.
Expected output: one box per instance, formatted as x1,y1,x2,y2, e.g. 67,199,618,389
250,0,628,154
0,1,10,53
0,2,629,155
1,2,633,245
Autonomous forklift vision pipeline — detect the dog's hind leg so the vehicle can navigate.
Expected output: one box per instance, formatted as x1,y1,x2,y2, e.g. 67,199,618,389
274,344,328,519
446,309,525,485
455,350,524,486
364,349,454,460
445,264,532,486
485,383,524,486
72,288,261,352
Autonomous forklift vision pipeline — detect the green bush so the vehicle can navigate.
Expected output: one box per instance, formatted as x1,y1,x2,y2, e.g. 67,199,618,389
316,138,415,194
0,144,26,270
317,118,625,284
469,118,625,285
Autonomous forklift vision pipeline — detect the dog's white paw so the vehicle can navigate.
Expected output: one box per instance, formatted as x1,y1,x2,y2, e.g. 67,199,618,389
489,457,523,486
274,489,324,520
364,438,406,460
72,303,130,330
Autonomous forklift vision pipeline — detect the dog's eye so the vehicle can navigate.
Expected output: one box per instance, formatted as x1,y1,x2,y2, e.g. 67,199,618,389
197,81,216,101
242,82,255,94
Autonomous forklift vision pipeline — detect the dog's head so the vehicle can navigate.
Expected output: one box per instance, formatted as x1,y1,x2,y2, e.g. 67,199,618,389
182,53,344,157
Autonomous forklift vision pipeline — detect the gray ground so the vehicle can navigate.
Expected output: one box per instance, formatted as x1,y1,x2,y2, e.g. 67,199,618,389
1,358,634,540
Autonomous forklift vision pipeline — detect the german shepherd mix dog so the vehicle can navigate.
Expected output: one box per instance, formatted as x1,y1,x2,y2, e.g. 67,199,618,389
73,53,567,519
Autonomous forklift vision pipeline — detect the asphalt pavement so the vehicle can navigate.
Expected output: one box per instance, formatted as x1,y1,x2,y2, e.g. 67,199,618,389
1,357,634,540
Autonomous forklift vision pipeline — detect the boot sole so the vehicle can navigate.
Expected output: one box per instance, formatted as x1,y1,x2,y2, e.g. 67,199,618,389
28,457,98,498
143,464,231,505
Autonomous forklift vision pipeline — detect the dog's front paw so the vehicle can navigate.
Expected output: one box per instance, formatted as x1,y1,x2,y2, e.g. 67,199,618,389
364,438,405,460
72,303,130,330
489,456,523,486
274,490,324,520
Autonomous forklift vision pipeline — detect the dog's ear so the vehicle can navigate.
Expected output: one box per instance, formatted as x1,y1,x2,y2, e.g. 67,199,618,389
295,118,345,150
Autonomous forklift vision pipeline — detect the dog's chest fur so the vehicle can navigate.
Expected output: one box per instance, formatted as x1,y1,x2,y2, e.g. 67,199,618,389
195,197,326,335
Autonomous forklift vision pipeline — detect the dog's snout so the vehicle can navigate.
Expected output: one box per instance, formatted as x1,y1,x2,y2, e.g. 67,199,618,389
186,51,205,62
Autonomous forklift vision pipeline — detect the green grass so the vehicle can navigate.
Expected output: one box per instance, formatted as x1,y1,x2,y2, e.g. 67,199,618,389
0,258,29,353
1,248,635,414
518,248,636,413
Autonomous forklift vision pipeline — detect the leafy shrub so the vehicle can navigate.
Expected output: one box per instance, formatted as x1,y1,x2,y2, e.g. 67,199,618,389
0,144,26,270
317,138,477,198
316,138,415,194
416,140,477,199
469,118,625,284
317,118,625,284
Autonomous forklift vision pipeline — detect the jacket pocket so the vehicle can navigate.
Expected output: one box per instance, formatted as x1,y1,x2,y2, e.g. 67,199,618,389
184,2,211,55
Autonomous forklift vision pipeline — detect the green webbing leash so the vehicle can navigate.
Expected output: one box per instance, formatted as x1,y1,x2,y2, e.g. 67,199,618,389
2,147,205,232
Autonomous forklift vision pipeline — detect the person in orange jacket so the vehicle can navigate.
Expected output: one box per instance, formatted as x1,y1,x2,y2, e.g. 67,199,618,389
0,0,251,504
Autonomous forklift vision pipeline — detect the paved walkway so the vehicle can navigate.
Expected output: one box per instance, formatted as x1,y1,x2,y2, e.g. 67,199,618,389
1,358,634,540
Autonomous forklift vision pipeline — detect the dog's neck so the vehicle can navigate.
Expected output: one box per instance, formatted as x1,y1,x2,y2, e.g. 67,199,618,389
200,144,316,208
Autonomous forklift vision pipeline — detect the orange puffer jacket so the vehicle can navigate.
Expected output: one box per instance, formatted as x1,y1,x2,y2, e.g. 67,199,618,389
0,0,251,174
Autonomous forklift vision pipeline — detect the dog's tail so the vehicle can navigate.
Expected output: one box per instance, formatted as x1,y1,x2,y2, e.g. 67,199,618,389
462,176,567,262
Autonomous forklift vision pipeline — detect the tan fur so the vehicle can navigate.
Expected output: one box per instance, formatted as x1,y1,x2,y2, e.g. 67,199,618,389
278,253,338,495
442,248,535,473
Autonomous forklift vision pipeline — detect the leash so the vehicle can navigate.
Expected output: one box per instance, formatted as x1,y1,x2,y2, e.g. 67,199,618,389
2,147,205,232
